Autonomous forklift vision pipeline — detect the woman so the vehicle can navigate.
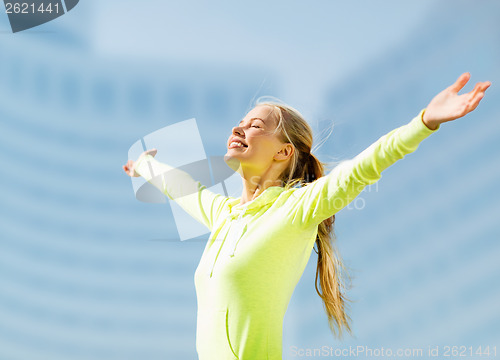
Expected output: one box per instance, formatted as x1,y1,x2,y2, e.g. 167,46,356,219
123,73,490,360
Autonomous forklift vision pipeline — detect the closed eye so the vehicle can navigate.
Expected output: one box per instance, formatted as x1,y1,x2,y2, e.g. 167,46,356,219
251,125,261,128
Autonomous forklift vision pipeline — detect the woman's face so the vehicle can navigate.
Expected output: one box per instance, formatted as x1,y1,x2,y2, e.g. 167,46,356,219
225,105,291,173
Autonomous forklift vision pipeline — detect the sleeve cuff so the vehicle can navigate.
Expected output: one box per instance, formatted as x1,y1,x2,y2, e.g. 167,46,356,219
390,109,440,150
417,108,440,132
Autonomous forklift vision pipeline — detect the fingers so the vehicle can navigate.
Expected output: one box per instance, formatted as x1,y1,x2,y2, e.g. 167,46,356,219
467,93,484,114
123,160,136,177
449,72,471,93
470,82,483,98
471,81,490,100
123,164,132,176
471,80,490,96
481,81,491,92
467,81,491,112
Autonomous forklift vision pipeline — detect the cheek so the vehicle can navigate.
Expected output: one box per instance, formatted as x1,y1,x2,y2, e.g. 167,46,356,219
254,140,281,159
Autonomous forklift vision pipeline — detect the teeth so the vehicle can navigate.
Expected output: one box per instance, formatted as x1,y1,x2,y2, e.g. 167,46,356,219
230,141,245,148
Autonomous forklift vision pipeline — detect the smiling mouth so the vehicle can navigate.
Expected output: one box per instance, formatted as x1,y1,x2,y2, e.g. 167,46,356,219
228,141,248,149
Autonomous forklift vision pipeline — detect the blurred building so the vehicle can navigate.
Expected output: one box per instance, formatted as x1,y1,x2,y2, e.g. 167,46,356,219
300,0,500,351
0,8,279,360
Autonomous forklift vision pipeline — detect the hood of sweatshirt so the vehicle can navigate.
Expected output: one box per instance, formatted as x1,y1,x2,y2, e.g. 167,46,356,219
226,186,286,219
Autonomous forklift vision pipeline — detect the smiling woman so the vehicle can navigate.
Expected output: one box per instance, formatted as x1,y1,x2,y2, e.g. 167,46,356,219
225,105,297,198
123,73,490,360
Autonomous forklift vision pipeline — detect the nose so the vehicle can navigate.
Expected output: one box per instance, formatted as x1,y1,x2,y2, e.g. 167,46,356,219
232,126,244,137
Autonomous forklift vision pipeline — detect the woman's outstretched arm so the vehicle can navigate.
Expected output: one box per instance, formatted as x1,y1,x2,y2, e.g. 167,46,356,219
288,73,491,227
123,150,228,232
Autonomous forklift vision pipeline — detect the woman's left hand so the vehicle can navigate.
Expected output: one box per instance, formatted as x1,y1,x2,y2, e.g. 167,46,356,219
423,73,491,130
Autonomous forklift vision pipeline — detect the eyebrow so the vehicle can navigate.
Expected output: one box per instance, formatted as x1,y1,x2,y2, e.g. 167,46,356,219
239,117,265,125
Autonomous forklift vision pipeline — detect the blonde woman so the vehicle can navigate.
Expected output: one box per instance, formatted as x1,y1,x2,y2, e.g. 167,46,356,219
123,73,490,360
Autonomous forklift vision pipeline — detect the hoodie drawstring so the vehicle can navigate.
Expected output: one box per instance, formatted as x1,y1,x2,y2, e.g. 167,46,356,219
209,205,248,277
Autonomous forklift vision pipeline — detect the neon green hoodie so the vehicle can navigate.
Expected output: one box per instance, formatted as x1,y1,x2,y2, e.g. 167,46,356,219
134,109,439,360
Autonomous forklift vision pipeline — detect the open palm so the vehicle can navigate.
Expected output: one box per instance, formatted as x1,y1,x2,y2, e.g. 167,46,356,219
423,73,491,129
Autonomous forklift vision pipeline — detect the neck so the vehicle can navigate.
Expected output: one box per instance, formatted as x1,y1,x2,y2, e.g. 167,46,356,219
238,167,282,206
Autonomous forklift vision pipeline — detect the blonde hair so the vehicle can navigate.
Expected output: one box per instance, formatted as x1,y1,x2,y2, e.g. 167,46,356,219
254,97,353,338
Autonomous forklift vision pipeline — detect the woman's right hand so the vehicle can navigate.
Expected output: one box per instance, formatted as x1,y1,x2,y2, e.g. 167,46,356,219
123,149,158,177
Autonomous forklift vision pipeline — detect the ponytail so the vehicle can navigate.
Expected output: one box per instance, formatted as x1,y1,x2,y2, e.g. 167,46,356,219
298,153,353,338
258,98,353,338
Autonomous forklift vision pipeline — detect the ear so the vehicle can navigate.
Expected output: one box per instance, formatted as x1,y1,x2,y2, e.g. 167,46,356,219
274,143,294,161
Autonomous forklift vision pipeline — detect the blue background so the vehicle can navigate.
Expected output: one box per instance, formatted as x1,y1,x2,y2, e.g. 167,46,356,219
0,1,499,359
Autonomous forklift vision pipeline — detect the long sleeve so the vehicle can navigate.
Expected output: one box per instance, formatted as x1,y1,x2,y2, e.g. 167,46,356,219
288,109,440,227
134,155,227,231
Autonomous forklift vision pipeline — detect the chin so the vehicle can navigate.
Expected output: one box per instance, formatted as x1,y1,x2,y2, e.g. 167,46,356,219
224,154,241,172
225,148,242,157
